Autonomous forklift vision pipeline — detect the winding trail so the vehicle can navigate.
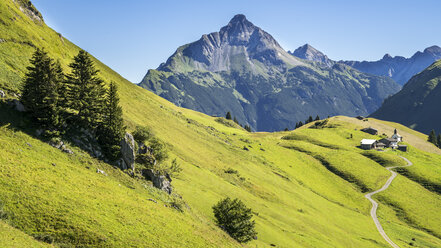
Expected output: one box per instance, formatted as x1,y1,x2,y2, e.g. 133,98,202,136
364,156,413,248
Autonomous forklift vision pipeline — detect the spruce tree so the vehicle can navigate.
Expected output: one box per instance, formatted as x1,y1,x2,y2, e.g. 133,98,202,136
438,134,441,148
428,130,437,145
98,82,126,161
233,116,239,124
298,121,303,127
307,116,313,123
21,48,63,135
295,122,299,129
67,50,106,129
226,112,232,120
315,115,320,121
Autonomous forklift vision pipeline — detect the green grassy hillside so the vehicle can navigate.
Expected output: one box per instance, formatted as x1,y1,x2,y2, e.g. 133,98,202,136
0,1,440,247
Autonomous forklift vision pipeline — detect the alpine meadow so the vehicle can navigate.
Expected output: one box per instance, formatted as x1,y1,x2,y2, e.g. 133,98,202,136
0,1,440,248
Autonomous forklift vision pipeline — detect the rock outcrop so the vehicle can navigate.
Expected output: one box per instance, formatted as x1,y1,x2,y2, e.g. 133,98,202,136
0,90,5,98
143,169,172,194
8,99,26,112
120,132,135,171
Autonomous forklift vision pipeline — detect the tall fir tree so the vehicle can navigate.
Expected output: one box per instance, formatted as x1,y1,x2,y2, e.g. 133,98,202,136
98,82,126,161
226,111,232,120
315,115,320,121
67,50,106,129
437,134,441,148
428,130,437,145
21,48,63,135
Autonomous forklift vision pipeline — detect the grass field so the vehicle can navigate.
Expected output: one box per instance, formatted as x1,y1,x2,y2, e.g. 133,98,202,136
0,1,440,247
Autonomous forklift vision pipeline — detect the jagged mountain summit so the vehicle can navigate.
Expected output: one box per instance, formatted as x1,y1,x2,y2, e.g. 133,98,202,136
139,14,400,131
371,59,441,134
158,14,304,73
288,44,334,67
341,45,441,85
290,44,441,86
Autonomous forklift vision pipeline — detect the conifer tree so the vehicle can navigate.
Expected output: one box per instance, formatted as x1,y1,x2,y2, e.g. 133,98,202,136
307,116,313,123
226,111,232,120
315,115,320,121
428,130,437,145
298,121,303,127
295,122,299,129
67,50,106,129
437,134,441,148
233,116,239,124
98,82,126,161
21,48,63,135
244,125,252,132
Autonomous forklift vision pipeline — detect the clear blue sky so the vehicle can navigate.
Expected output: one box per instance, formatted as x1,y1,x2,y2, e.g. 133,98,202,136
32,0,441,83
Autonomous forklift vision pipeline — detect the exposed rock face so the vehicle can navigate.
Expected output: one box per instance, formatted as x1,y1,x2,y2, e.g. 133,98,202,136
157,14,304,73
341,45,441,85
0,90,5,98
290,44,334,67
8,99,26,112
49,140,73,154
120,132,135,171
143,169,172,194
139,15,400,131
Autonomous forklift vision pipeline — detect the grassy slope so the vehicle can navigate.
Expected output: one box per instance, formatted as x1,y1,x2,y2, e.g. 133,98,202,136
0,1,440,247
0,220,51,248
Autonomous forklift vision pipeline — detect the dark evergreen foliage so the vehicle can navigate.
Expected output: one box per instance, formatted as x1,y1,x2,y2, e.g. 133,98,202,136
307,116,313,123
284,127,289,131
21,48,64,135
98,82,126,161
244,125,252,132
233,116,239,124
428,130,437,145
212,197,257,243
315,115,320,121
226,112,232,120
67,50,106,129
298,121,303,127
437,134,441,148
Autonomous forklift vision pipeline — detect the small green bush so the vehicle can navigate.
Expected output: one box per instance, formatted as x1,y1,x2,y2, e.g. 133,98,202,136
212,197,257,243
133,126,152,143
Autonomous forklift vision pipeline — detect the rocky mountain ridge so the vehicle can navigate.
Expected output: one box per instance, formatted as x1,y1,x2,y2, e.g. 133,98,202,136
139,15,400,131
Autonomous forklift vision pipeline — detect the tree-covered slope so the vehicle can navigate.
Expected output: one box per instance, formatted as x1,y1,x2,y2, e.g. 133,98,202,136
371,59,441,134
0,1,440,247
139,15,400,132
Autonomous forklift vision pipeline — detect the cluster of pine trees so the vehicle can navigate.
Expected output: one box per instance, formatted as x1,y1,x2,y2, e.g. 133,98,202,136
225,111,252,132
21,48,126,160
294,115,320,129
428,130,441,149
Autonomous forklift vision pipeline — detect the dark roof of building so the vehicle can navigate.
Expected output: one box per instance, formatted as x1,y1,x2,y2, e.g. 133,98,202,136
379,138,398,144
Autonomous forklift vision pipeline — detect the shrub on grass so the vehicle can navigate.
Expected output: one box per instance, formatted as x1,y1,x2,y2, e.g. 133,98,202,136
212,197,257,243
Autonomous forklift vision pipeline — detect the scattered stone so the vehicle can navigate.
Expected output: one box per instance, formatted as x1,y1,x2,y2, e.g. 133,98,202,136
52,163,56,166
96,169,107,176
0,90,5,98
26,142,32,147
9,99,26,112
35,129,43,136
143,169,172,194
147,198,157,203
120,132,135,171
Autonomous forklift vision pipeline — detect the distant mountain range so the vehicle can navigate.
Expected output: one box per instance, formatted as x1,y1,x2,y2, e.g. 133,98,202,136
290,43,441,86
371,59,441,134
139,15,400,131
